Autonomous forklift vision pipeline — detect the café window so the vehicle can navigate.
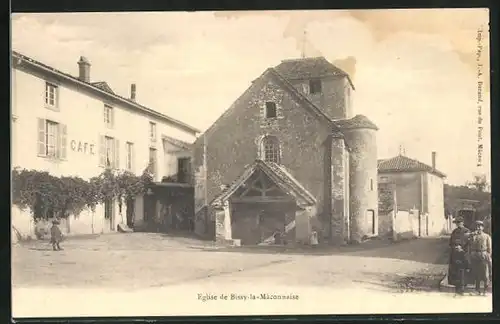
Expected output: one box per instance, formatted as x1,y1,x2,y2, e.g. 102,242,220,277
99,136,119,169
104,105,114,128
126,142,134,172
148,147,157,178
37,118,67,159
45,82,59,110
149,122,157,143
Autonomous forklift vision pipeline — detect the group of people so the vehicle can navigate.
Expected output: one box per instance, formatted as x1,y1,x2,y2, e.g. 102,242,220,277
449,217,492,295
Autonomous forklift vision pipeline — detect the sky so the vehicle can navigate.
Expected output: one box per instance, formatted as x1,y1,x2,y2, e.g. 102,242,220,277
11,9,490,186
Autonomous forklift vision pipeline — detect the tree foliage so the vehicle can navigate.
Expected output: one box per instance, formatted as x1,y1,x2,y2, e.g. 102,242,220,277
11,167,153,221
444,175,491,221
466,174,489,192
378,183,394,214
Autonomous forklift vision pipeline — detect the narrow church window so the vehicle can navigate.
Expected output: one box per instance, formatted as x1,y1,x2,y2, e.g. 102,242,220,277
370,178,374,191
261,136,280,164
309,79,322,94
265,102,277,118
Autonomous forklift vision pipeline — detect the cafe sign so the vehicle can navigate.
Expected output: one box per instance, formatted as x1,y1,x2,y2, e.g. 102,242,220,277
71,140,96,155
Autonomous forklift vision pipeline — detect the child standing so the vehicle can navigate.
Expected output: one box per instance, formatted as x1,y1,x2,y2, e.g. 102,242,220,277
50,219,63,251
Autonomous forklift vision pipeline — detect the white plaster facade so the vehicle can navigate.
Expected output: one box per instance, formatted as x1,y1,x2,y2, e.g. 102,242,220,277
11,51,199,239
424,172,446,236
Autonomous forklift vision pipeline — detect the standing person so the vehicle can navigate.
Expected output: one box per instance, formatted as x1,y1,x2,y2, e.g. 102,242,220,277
50,219,63,251
448,217,471,292
310,230,319,247
449,239,469,295
469,220,492,295
450,217,470,246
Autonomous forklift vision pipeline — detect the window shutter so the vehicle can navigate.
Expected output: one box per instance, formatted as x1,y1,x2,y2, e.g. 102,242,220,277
37,118,46,156
114,139,120,169
110,107,115,128
130,144,135,173
99,136,106,167
60,124,67,159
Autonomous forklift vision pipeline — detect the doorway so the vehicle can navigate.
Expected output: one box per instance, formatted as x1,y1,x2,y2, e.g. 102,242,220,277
126,198,135,227
104,198,115,231
366,209,376,235
143,192,157,230
177,157,191,183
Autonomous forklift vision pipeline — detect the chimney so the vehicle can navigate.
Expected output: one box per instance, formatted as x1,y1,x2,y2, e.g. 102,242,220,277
130,83,136,101
77,56,91,83
431,151,436,169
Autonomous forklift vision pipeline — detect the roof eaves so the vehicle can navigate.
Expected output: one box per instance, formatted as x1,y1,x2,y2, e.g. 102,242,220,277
162,134,192,150
12,50,201,135
378,165,446,178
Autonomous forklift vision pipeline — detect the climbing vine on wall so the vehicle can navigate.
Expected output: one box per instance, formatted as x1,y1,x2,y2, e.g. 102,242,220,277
11,167,153,221
378,183,395,214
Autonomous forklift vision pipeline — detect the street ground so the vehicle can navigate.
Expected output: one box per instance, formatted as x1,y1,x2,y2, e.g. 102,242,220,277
12,233,492,317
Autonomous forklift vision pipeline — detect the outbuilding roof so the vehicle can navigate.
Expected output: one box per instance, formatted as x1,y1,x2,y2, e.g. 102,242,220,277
378,155,446,178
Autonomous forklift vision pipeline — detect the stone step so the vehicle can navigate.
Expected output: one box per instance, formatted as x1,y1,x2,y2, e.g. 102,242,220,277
260,220,296,245
216,237,241,247
117,223,133,233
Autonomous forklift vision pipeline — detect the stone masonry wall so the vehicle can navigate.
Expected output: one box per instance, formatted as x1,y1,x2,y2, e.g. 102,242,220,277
289,76,352,120
330,137,348,244
345,128,378,243
192,73,331,230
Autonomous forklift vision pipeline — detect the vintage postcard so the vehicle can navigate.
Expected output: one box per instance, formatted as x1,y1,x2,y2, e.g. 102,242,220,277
11,8,492,318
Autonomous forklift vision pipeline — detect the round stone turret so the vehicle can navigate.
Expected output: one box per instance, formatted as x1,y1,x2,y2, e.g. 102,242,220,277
338,115,379,243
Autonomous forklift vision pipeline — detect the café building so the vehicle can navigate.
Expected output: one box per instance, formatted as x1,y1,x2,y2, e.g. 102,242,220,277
11,50,200,238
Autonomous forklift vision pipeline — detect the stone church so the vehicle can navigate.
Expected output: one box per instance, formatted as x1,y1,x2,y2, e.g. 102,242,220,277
193,57,378,245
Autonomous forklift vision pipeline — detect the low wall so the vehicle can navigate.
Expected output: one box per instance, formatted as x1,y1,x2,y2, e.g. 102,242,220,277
378,209,419,241
11,205,34,241
394,210,419,240
11,203,117,242
378,212,393,238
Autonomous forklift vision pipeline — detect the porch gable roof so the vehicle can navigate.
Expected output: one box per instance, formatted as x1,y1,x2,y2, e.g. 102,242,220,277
211,160,317,208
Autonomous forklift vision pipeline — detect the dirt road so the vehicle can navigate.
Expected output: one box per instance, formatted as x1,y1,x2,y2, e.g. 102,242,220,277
12,234,492,317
